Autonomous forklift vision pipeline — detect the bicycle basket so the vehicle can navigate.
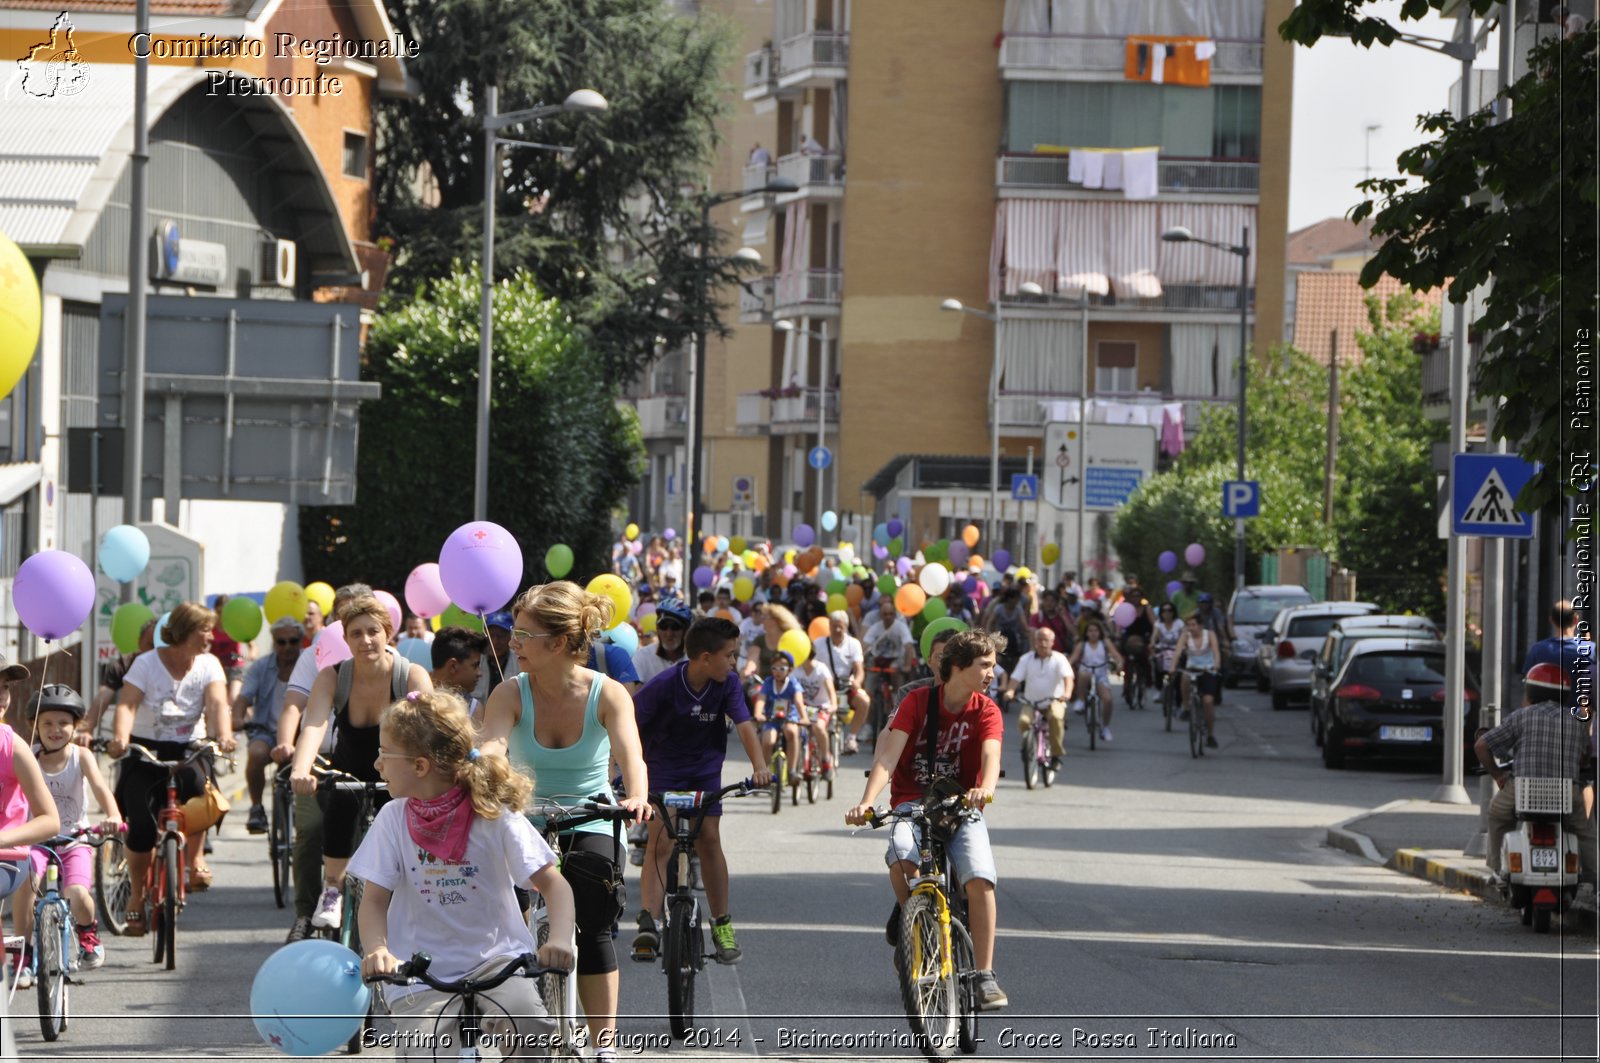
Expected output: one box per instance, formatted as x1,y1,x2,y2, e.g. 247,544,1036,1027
1514,776,1572,815
922,776,966,844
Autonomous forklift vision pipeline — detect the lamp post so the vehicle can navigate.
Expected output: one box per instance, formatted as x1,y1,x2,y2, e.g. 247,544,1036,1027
1162,224,1250,591
940,297,1004,553
775,317,832,541
474,87,609,523
684,177,800,556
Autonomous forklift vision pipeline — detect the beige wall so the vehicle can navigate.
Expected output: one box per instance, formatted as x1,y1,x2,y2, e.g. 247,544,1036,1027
1254,0,1296,352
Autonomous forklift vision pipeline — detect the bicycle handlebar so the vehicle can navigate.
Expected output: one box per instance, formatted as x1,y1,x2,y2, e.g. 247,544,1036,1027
647,780,759,821
311,766,389,794
121,740,233,771
528,799,635,832
364,951,560,991
861,792,973,830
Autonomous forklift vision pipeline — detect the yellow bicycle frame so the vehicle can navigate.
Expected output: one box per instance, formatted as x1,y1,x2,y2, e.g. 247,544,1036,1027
909,879,954,979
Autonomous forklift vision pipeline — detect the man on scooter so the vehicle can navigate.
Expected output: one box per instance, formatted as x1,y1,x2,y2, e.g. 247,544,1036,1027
1474,663,1597,892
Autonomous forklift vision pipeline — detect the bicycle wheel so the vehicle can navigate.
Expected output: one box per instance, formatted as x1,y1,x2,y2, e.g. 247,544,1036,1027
536,917,581,1058
1188,693,1204,759
96,835,131,936
35,901,67,1042
664,898,698,1039
806,772,817,805
1086,695,1098,751
895,894,958,1061
270,789,292,910
769,752,783,815
1020,740,1038,791
342,877,366,1053
1162,681,1174,733
950,917,978,1055
1041,724,1057,788
156,834,179,970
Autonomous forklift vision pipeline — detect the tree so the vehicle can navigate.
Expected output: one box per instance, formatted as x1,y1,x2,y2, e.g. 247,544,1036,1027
376,0,744,384
1281,2,1597,513
299,264,642,592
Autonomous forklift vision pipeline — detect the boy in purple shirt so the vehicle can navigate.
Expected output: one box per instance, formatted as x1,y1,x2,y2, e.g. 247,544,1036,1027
632,617,771,965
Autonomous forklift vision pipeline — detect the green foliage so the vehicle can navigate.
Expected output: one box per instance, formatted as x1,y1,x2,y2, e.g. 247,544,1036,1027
1108,463,1237,594
1279,0,1498,48
376,0,741,384
299,263,642,593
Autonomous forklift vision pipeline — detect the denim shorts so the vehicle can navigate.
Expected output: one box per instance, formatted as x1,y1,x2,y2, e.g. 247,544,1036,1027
883,801,997,886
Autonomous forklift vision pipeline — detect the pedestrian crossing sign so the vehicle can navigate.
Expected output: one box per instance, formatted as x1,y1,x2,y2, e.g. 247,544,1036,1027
1011,474,1039,501
1451,453,1536,538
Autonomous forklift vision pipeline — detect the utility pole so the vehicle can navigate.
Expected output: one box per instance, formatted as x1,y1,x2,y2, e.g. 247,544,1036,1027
1324,330,1339,524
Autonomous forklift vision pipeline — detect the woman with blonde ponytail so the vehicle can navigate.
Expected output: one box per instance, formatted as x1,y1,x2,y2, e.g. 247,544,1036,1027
348,691,574,1060
479,581,650,1063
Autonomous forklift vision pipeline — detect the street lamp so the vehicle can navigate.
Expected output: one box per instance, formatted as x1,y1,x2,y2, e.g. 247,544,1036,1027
940,296,1005,550
684,177,800,555
475,88,609,522
775,317,833,542
1162,223,1251,591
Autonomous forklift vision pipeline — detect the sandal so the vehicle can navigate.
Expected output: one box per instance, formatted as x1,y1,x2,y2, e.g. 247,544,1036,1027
188,865,214,892
123,908,147,937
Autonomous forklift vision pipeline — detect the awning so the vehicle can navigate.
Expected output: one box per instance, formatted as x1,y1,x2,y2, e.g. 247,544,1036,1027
0,463,43,507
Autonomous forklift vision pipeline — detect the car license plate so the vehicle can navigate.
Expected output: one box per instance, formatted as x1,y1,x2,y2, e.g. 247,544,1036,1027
1531,848,1559,871
1378,725,1433,742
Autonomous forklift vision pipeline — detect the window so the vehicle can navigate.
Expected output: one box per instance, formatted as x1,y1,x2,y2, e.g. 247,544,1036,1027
1004,82,1260,158
1095,341,1137,394
342,132,368,179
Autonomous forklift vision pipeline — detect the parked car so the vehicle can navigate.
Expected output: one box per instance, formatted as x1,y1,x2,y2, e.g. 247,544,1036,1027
1261,601,1379,710
1228,584,1314,688
1309,615,1442,744
1320,638,1479,769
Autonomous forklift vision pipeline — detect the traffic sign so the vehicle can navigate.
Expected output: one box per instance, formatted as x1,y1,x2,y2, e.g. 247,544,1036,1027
807,446,832,470
1011,474,1039,502
1451,453,1536,538
1223,480,1260,518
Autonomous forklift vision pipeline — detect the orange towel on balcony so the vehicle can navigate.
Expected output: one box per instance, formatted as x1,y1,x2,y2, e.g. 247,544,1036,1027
1125,36,1211,87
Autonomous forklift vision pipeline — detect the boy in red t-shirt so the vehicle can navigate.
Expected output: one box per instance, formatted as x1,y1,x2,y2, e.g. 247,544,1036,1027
846,629,1007,1010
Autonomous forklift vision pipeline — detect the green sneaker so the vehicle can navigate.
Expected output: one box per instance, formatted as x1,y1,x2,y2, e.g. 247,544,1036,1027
710,915,741,964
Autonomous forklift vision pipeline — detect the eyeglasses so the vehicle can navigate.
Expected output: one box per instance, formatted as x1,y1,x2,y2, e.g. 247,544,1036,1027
275,637,302,647
375,747,417,761
657,620,687,632
509,629,558,645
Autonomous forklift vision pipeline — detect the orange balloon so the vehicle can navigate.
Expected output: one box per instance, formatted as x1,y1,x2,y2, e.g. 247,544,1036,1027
808,615,830,640
771,572,789,588
845,583,865,606
704,536,718,554
895,584,927,616
962,524,980,548
750,554,769,572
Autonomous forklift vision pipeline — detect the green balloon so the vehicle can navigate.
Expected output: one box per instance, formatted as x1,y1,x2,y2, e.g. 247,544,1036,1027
545,543,574,579
920,616,968,661
827,579,848,596
827,593,848,614
877,573,898,595
441,603,485,632
221,596,264,643
888,536,904,555
921,596,948,622
111,602,156,655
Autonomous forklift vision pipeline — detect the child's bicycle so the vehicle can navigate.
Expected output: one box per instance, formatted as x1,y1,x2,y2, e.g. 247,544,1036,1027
310,764,388,1053
119,740,231,971
764,711,791,815
827,698,853,790
1014,697,1057,790
0,825,124,1041
366,951,564,1063
792,724,825,807
861,795,982,1063
87,739,132,937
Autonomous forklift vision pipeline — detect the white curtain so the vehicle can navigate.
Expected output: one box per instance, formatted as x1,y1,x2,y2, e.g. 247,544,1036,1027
997,317,1085,394
1158,203,1257,286
1170,322,1242,397
1004,0,1049,33
1002,200,1061,294
775,0,806,42
1055,202,1111,296
779,201,810,305
1040,0,1264,38
1104,202,1162,298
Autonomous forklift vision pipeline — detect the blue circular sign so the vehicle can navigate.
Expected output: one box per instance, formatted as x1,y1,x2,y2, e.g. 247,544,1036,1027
160,220,181,275
808,446,832,470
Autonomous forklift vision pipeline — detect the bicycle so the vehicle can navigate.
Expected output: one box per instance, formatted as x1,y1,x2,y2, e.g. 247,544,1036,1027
367,951,563,1063
120,741,230,972
1081,677,1103,752
311,765,389,1053
866,663,898,740
527,798,634,1060
1159,669,1179,733
793,725,824,807
86,739,132,938
763,713,791,815
269,765,296,910
1181,668,1217,759
827,695,852,795
862,795,980,1063
1122,644,1148,711
646,782,758,1039
1014,698,1057,790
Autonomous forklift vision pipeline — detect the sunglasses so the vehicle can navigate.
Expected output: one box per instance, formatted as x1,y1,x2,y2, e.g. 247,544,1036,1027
657,620,687,632
275,637,302,647
509,629,558,644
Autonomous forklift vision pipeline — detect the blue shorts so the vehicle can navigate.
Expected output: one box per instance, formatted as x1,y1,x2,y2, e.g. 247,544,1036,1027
884,802,997,886
652,771,728,817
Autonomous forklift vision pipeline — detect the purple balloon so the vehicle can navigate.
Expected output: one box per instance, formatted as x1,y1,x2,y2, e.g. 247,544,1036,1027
963,576,979,593
1166,580,1183,597
793,523,816,548
1185,542,1207,567
872,542,889,560
693,565,716,589
948,540,969,567
438,521,524,614
14,550,96,640
992,549,1012,573
1158,550,1178,573
896,556,915,577
663,528,676,541
1112,601,1137,629
886,519,904,538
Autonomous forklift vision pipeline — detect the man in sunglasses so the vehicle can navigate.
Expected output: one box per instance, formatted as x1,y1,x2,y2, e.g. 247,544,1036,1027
635,600,694,685
235,616,304,834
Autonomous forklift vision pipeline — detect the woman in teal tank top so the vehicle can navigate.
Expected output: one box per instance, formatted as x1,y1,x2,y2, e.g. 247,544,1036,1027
480,582,650,1062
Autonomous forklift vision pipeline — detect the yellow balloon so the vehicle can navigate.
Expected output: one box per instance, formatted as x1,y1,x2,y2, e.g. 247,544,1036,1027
733,576,755,602
0,232,41,403
827,593,848,614
304,581,336,617
1041,543,1060,565
430,614,442,632
264,581,307,624
639,613,658,634
585,573,632,630
729,536,747,556
783,548,797,564
625,522,640,541
742,549,759,568
778,628,811,666
1015,566,1033,581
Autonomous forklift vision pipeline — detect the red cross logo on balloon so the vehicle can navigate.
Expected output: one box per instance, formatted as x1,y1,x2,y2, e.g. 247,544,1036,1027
473,529,488,542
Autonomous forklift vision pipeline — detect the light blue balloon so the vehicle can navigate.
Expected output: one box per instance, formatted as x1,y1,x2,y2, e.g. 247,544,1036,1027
251,939,370,1057
99,524,151,583
716,536,730,553
152,611,172,648
821,510,838,532
606,623,640,656
396,637,433,671
873,523,891,547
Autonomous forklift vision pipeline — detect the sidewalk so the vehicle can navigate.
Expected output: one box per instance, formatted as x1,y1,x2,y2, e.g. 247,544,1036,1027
1326,796,1597,934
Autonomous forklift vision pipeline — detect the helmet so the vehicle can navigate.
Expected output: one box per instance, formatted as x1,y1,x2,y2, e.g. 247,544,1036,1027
1524,662,1571,694
30,684,85,722
655,599,694,628
1197,592,1213,604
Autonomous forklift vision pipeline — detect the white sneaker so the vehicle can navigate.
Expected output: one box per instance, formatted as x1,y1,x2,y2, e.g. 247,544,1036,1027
15,963,33,989
310,887,343,930
1070,701,1084,715
1099,726,1112,742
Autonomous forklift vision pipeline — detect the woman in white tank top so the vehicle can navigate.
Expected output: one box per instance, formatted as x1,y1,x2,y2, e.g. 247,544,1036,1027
1069,620,1125,742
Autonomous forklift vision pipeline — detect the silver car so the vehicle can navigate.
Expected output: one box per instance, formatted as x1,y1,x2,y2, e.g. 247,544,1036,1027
1262,601,1378,710
1228,585,1314,688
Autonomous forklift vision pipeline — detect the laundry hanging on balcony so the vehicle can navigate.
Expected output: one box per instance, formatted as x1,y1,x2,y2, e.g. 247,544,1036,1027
1124,36,1213,87
1042,147,1161,201
778,201,811,307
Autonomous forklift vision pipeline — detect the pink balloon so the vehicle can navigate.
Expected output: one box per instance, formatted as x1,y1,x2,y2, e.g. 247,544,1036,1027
374,590,403,634
405,563,450,619
1185,542,1206,567
1112,601,1137,629
438,521,524,614
13,550,95,640
314,622,353,670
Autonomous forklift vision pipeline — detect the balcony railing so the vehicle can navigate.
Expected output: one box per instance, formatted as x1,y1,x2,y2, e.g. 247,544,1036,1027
1418,337,1487,406
739,275,773,324
998,34,1263,78
744,45,779,98
743,161,775,193
997,154,1259,194
736,388,839,433
774,268,843,314
776,151,845,194
778,31,849,87
633,393,688,438
994,390,1230,428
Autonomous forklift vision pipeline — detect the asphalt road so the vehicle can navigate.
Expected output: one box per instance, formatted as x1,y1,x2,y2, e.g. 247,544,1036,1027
10,684,1596,1061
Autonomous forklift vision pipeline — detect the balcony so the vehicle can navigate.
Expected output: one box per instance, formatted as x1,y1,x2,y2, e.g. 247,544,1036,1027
998,34,1263,83
773,268,842,318
739,275,773,324
632,393,688,440
742,161,774,194
736,387,839,435
774,151,845,200
994,389,1229,431
1418,334,1489,417
777,31,849,91
743,44,779,100
996,286,1254,316
996,154,1258,197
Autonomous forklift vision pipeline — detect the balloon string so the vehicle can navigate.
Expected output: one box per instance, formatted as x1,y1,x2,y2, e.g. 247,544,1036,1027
30,638,58,741
480,611,506,683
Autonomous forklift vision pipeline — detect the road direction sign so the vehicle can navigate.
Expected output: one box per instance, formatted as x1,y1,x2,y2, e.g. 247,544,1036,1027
808,446,832,470
1223,480,1260,518
1451,453,1536,538
1011,474,1039,501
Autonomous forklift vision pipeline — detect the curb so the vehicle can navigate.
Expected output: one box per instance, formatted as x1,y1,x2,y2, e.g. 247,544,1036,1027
1323,800,1408,864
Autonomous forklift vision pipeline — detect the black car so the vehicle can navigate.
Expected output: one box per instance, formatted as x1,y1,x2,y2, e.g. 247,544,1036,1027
1321,638,1479,770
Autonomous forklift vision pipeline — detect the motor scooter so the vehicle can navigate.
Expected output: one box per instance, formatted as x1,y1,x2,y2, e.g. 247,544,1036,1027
1500,776,1582,933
